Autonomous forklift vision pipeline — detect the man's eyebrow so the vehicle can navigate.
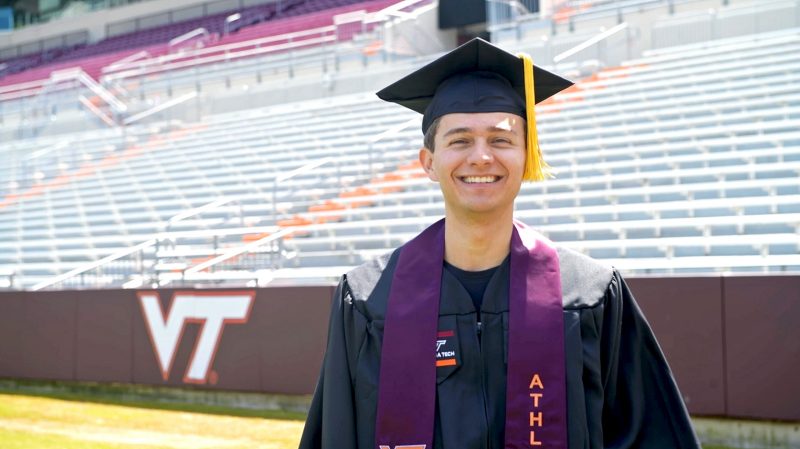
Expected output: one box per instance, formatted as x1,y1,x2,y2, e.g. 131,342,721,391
442,127,472,137
441,126,518,137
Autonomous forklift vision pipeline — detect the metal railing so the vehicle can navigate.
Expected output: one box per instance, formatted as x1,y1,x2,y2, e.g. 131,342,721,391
552,21,630,64
0,269,16,290
102,31,338,83
122,91,198,125
30,238,156,291
49,67,128,113
488,0,750,38
650,0,800,49
28,223,303,290
224,13,243,35
168,27,212,53
491,0,796,71
97,0,434,80
105,50,152,72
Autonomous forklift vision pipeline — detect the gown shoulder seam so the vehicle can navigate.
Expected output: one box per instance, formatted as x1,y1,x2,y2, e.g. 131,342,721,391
561,268,617,311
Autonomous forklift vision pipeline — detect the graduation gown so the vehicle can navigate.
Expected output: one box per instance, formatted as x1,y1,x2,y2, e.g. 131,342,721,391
299,245,700,449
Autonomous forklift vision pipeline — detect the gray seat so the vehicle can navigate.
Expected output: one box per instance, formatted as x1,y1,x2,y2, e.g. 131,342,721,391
587,248,622,259
660,227,703,237
674,246,705,257
707,245,760,256
768,244,799,255
625,247,666,258
744,223,795,234
626,228,658,239
584,230,620,240
777,203,800,213
546,230,580,241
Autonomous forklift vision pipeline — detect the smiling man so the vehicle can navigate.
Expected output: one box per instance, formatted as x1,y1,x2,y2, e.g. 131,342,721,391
299,38,700,449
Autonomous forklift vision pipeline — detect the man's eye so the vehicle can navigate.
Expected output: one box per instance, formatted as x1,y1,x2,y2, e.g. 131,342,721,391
493,138,512,144
449,139,468,145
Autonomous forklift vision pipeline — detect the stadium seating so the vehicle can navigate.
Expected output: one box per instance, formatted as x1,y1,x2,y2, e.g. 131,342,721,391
1,25,799,289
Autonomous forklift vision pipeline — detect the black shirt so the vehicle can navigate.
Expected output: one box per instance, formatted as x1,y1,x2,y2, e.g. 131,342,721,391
443,259,505,313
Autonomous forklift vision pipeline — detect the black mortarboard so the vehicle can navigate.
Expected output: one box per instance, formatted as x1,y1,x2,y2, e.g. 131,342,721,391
377,38,573,181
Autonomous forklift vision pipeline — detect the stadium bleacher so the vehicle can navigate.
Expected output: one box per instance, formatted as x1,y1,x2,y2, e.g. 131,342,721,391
0,0,394,86
1,0,799,290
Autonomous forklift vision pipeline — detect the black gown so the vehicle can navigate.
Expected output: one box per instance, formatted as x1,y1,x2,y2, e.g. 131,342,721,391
299,245,701,449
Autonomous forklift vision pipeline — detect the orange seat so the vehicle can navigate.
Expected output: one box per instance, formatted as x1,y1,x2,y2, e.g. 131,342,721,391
340,186,376,207
277,215,312,237
242,232,271,243
189,255,216,272
309,200,346,223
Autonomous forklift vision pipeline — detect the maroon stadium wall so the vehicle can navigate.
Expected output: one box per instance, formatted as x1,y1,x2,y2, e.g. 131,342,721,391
0,286,335,395
0,276,797,421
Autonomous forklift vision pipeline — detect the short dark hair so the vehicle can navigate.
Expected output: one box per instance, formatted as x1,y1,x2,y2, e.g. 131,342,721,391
423,117,441,152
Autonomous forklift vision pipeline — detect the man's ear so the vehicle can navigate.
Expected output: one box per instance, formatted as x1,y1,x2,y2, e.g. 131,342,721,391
419,147,438,182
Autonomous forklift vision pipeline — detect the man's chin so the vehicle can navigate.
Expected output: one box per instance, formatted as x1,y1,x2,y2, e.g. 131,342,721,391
446,204,514,220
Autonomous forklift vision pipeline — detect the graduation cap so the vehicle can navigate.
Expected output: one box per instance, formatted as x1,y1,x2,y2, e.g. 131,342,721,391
377,38,573,181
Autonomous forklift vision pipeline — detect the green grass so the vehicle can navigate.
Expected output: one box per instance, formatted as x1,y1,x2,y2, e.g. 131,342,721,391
0,428,174,449
0,383,742,449
0,393,305,449
0,388,306,421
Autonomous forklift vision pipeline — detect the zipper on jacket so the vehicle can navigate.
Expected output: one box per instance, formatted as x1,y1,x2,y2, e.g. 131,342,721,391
476,319,492,449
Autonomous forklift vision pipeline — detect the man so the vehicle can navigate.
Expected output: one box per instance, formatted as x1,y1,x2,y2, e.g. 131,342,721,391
300,38,700,449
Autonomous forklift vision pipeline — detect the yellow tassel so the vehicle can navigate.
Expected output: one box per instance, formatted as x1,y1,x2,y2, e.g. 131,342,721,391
517,52,550,182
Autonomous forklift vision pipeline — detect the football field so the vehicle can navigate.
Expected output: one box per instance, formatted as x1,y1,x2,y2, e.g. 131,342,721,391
0,391,738,449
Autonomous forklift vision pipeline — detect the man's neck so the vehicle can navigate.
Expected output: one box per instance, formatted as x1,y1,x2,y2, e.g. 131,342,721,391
443,211,513,271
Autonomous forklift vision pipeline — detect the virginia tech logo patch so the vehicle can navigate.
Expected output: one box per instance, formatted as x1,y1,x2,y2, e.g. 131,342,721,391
138,291,254,384
435,330,457,367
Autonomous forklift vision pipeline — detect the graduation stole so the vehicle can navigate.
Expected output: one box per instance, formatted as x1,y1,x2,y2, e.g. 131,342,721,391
375,218,567,449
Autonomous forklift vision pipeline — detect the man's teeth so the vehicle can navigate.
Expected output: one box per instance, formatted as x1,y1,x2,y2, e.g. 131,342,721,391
462,176,498,184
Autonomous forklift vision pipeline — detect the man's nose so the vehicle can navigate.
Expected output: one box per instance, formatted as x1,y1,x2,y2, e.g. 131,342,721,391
468,140,493,165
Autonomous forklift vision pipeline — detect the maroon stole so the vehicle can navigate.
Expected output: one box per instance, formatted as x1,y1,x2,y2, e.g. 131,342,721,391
375,219,567,449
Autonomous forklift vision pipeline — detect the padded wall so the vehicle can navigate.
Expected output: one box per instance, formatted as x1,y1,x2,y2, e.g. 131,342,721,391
0,275,798,420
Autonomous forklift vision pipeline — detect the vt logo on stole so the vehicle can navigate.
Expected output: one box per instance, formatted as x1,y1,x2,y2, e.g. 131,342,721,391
379,446,426,449
435,330,458,367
